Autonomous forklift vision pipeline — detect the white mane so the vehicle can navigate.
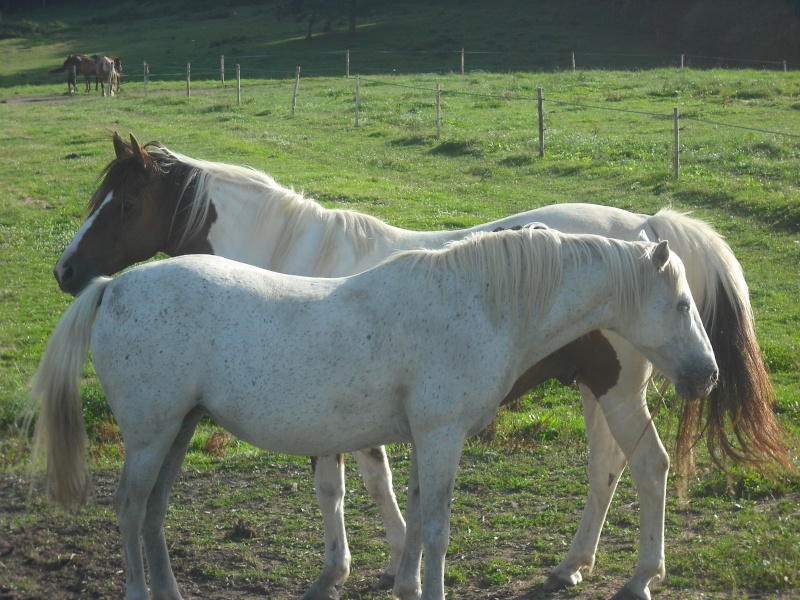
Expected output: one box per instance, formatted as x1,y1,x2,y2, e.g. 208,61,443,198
398,227,678,327
166,149,396,271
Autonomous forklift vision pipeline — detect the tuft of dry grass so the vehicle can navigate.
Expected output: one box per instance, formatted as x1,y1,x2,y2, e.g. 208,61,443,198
204,430,234,457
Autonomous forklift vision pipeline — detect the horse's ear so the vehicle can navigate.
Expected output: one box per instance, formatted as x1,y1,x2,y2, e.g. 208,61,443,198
112,131,131,159
652,240,671,272
129,133,153,171
638,229,652,242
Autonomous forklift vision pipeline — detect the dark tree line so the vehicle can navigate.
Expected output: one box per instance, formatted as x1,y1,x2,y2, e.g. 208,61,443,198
2,0,798,62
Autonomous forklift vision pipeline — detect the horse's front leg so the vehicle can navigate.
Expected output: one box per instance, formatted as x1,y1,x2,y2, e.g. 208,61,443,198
602,397,668,600
300,453,350,600
544,385,627,591
393,449,423,600
399,428,464,600
353,446,406,589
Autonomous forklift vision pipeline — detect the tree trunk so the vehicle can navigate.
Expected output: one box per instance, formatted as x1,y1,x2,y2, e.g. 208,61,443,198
349,0,356,34
306,12,316,40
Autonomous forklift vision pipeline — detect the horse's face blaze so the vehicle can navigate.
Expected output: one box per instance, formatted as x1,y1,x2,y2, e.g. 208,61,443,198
55,161,174,295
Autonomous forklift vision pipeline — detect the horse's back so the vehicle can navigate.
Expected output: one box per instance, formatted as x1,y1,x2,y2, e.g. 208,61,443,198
484,203,651,240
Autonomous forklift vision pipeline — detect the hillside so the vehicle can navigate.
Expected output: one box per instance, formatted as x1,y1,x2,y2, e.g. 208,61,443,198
1,0,798,89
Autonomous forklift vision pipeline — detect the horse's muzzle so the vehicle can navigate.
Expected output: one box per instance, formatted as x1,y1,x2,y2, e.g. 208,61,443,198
675,363,719,400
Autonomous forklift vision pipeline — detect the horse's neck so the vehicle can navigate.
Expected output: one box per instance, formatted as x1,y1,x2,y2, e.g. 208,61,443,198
201,180,289,269
202,180,477,276
509,261,617,376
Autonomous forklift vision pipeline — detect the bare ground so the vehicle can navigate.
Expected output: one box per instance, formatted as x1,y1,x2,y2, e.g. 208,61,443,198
1,452,797,600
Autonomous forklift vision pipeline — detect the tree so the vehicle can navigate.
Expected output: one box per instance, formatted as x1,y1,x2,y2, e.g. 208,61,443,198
276,0,379,39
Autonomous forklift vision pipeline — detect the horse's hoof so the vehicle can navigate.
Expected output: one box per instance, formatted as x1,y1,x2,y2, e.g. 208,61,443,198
372,572,395,590
609,586,648,600
298,585,339,600
542,573,573,592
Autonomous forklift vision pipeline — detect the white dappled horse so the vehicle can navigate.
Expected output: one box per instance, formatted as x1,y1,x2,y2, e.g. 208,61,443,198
34,227,718,600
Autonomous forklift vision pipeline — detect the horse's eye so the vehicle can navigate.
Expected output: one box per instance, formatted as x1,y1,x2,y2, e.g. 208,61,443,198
121,201,134,215
678,299,691,313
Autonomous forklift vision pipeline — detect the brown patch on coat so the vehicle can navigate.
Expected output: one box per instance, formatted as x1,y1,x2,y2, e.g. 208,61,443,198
502,330,621,406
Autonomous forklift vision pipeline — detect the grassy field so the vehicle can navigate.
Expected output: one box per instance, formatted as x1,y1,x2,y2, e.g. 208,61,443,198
1,2,799,599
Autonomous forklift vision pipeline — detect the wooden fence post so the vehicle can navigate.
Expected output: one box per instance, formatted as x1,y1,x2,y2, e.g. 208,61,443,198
572,51,576,72
461,47,465,75
673,107,680,180
143,61,149,96
292,66,301,114
346,50,350,78
354,74,360,127
784,59,787,72
537,87,544,158
681,53,685,68
436,83,442,140
221,55,225,85
236,64,241,105
186,62,191,97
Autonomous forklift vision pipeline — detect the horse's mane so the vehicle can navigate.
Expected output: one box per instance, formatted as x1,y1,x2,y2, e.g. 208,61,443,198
160,148,397,271
398,227,676,327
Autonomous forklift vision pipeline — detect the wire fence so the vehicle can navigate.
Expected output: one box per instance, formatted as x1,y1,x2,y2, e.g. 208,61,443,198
138,47,797,85
122,49,800,181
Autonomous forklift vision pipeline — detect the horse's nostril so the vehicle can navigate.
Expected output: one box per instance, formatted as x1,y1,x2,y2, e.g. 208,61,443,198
55,263,74,284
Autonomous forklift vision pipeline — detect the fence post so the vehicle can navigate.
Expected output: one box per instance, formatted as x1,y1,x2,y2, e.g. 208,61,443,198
784,59,787,72
436,83,442,140
572,51,576,72
186,62,191,97
355,74,360,127
681,53,685,68
292,66,301,115
537,87,544,158
221,55,225,85
143,61,148,96
673,107,680,180
236,64,241,105
461,47,465,75
346,50,350,78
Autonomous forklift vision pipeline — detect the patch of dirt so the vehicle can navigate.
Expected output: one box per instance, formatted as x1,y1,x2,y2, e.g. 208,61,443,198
20,197,55,210
0,94,81,105
0,460,793,600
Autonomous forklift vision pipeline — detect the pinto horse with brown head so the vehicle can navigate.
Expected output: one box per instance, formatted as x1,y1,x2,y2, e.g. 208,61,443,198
51,133,792,600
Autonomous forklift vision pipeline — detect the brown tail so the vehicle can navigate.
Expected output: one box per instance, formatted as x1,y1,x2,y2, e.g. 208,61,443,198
649,210,794,473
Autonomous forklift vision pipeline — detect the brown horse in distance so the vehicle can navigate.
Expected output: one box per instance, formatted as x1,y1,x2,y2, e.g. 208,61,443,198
48,54,97,92
49,54,122,94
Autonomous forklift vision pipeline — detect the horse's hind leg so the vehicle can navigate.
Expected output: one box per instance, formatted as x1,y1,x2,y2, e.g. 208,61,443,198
142,408,204,600
115,419,187,600
353,447,406,589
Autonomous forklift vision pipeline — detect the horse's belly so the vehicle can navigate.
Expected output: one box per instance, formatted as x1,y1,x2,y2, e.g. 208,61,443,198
202,392,409,456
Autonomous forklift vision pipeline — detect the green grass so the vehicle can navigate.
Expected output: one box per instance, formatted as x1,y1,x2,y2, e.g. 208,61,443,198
0,2,799,598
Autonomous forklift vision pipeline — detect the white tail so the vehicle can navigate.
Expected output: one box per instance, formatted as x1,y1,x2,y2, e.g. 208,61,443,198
28,277,111,510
